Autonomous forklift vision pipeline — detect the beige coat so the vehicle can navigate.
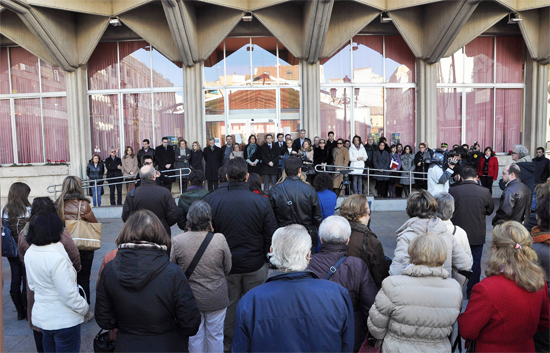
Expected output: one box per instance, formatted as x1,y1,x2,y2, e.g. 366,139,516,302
367,265,463,353
122,155,138,178
333,146,350,189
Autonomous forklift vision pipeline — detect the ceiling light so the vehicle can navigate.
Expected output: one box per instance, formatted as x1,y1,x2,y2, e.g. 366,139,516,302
109,17,121,26
380,12,392,23
243,13,253,22
507,13,521,24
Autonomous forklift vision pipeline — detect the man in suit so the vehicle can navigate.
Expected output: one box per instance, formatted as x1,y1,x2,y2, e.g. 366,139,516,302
203,137,223,191
276,133,285,179
261,134,280,194
221,135,234,165
154,137,176,191
292,129,307,152
137,139,155,168
104,148,123,205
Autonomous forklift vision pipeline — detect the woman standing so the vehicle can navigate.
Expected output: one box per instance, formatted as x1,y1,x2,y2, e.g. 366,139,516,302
332,139,350,193
175,139,191,194
122,146,138,193
86,154,105,207
399,145,416,197
25,211,89,352
314,172,337,221
189,141,204,172
244,135,261,175
171,201,231,353
387,144,402,198
55,176,98,322
373,141,390,198
477,146,498,194
1,182,31,320
300,139,315,184
348,135,368,195
96,210,201,352
230,144,243,159
313,139,333,171
459,221,549,352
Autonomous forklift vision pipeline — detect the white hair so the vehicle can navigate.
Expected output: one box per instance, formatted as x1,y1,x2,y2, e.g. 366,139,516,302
515,144,529,159
139,165,156,180
268,224,311,272
434,192,455,221
319,216,351,245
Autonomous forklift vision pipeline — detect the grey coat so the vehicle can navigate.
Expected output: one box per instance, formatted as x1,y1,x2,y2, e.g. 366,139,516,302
373,149,391,181
400,153,416,185
170,231,232,312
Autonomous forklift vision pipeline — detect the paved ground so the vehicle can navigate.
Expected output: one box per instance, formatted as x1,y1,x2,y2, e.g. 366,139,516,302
2,204,497,352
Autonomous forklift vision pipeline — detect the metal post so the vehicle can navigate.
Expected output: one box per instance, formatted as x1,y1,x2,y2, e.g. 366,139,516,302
409,170,412,196
54,186,58,201
367,168,370,196
0,182,4,350
179,168,182,194
94,180,98,207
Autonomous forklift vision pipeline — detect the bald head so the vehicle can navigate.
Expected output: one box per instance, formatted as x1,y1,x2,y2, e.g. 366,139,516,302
140,165,157,181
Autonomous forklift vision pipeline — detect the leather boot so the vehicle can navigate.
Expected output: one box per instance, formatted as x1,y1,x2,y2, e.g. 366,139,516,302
10,290,27,320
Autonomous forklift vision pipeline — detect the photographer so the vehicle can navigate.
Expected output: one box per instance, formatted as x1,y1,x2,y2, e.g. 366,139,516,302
428,149,457,196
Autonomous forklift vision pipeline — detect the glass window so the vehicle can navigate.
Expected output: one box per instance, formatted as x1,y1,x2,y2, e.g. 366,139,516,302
438,51,463,84
15,99,43,163
0,48,9,94
152,48,183,88
320,43,352,84
465,88,493,149
154,92,184,147
119,41,151,89
124,93,153,153
90,94,120,160
386,88,415,148
41,60,66,92
496,36,524,83
353,36,383,83
354,87,384,142
278,42,299,85
321,86,352,141
437,88,462,147
281,87,300,136
204,43,225,86
10,48,40,94
88,42,118,90
464,37,494,84
43,97,69,162
0,100,13,164
495,89,522,152
252,37,277,85
385,35,415,83
225,38,252,86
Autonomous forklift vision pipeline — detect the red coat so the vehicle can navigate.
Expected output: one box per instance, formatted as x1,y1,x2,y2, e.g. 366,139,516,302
459,275,550,352
477,155,499,180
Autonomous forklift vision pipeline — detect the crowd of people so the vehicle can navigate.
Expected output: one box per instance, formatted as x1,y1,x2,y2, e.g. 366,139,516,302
1,129,550,352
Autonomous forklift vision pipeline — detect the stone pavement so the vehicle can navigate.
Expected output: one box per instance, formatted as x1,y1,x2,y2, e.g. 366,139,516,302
2,207,497,352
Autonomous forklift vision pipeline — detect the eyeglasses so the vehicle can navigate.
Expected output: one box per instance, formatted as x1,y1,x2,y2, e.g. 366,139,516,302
320,141,326,144
110,151,116,153
337,142,343,145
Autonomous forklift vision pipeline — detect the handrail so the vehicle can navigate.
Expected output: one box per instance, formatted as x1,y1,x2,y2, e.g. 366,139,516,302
47,167,192,202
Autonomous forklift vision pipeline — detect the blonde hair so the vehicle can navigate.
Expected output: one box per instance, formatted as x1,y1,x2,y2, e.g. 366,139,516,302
340,194,369,223
55,176,86,222
192,141,202,150
409,233,446,267
486,221,546,292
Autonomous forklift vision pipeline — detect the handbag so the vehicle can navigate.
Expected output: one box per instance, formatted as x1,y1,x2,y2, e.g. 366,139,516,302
94,329,116,352
1,219,18,258
66,201,102,251
358,331,382,353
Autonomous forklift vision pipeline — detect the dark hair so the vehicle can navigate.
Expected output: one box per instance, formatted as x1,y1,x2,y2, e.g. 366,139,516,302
406,189,437,219
162,137,169,142
178,139,187,147
390,144,397,152
337,138,344,144
285,156,303,177
537,147,545,153
484,147,494,155
314,172,333,192
247,173,265,195
186,200,213,232
277,133,283,138
116,210,170,248
509,163,521,178
328,131,334,136
124,146,135,158
403,145,413,154
3,182,31,224
454,146,468,159
189,170,205,186
462,143,469,149
31,197,57,218
248,135,257,144
26,212,63,246
265,134,273,139
344,140,350,145
143,139,150,144
352,135,362,145
419,143,426,148
218,164,227,183
142,155,153,165
380,137,387,142
226,158,247,182
461,167,478,180
536,193,549,230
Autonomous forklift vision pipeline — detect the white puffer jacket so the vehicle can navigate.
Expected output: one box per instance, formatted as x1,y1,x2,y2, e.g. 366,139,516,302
389,217,472,277
349,145,368,175
367,265,462,353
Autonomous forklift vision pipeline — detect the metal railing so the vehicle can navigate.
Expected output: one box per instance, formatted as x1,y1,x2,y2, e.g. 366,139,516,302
47,167,191,203
314,164,428,196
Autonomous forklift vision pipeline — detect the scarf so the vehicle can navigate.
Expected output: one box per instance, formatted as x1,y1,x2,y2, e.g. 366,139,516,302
119,241,167,251
247,143,257,157
531,226,550,245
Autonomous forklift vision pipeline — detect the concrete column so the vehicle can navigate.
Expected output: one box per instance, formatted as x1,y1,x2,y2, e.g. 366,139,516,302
416,58,438,148
301,60,321,137
524,57,549,153
66,65,91,179
183,62,205,145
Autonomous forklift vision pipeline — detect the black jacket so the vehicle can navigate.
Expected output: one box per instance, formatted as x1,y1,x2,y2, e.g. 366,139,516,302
517,161,536,193
492,178,532,227
307,243,377,352
292,138,304,152
137,148,155,169
269,176,322,247
449,180,494,246
95,248,200,352
533,156,550,184
155,145,176,184
313,146,333,166
176,187,210,230
104,156,123,179
364,144,376,168
204,182,277,274
189,149,203,172
86,162,105,185
121,179,179,236
174,147,191,170
243,144,261,175
203,146,223,180
260,143,280,175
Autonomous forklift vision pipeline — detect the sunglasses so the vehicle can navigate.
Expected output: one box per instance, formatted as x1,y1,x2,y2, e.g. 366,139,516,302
337,142,343,145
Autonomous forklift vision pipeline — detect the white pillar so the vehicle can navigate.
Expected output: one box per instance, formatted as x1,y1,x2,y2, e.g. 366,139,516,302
183,62,205,145
301,60,321,137
416,58,437,148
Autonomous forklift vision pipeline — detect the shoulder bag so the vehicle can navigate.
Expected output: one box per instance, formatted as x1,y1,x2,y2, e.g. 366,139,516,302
185,231,214,279
1,219,18,258
325,256,347,280
66,201,102,251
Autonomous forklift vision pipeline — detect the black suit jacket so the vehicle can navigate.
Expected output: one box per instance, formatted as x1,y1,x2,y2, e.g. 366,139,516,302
104,156,123,178
155,145,176,184
261,143,280,175
292,138,304,152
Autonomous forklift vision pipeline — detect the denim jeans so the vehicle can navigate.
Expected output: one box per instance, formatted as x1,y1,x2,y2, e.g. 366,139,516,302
43,324,81,353
90,185,102,207
352,175,362,194
189,308,227,353
467,244,484,299
77,251,94,304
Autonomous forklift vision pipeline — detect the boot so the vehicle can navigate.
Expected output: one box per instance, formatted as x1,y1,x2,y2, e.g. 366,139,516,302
10,290,27,321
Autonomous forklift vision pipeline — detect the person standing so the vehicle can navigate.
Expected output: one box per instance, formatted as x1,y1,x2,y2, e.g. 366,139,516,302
373,141,390,198
230,144,243,159
313,172,337,221
449,167,494,298
477,146,499,194
387,144,402,198
260,134,279,193
175,139,191,194
363,136,377,196
534,146,550,185
244,135,261,176
427,149,457,196
104,148,123,205
220,135,234,165
86,154,105,207
171,201,232,353
349,135,368,195
190,141,204,172
137,139,155,168
292,129,307,152
493,163,532,226
413,143,430,190
176,170,210,231
155,137,176,192
122,146,138,193
203,138,223,191
326,131,338,152
400,145,415,197
332,138,350,193
313,138,333,171
203,158,277,351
